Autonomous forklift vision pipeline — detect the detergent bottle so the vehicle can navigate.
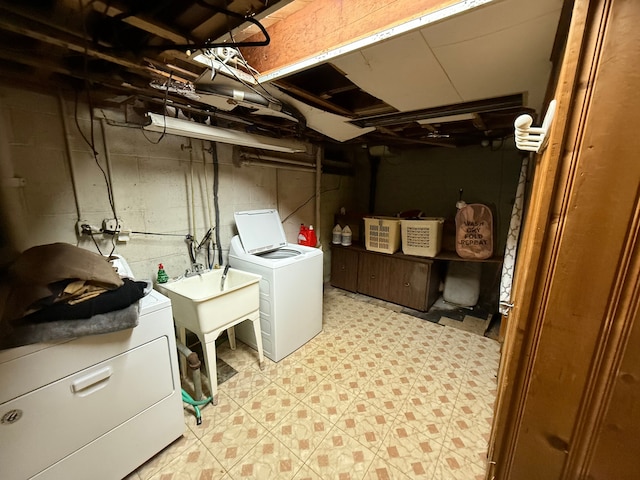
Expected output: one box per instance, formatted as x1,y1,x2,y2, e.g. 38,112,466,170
308,225,317,247
297,224,308,245
341,225,352,246
332,224,342,244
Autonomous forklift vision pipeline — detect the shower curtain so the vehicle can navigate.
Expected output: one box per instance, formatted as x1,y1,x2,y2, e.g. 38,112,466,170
499,156,529,315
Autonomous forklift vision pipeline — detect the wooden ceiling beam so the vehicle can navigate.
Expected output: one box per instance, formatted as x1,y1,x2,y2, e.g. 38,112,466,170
0,12,153,77
213,0,305,43
240,0,460,76
92,1,194,45
143,57,198,83
275,80,354,117
0,47,151,100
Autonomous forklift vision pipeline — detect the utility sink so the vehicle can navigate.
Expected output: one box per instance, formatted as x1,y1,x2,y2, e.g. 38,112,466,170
159,268,260,334
158,267,264,405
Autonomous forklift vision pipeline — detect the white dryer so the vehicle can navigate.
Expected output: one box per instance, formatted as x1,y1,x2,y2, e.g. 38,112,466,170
0,262,184,480
229,209,323,362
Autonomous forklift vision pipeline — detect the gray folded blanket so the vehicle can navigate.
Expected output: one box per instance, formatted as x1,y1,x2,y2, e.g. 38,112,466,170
0,302,140,350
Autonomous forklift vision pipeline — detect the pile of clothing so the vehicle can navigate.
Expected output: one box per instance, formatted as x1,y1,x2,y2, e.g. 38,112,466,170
0,243,148,350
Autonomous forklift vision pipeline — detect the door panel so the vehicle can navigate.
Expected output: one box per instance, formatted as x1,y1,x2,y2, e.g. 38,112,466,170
394,259,429,311
488,1,640,479
330,246,359,292
357,252,392,300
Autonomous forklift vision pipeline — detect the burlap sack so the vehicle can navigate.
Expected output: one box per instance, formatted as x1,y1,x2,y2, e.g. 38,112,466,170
455,204,493,259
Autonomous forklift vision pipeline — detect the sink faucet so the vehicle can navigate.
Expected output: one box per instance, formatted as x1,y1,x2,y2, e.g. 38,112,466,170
220,264,231,291
185,263,205,277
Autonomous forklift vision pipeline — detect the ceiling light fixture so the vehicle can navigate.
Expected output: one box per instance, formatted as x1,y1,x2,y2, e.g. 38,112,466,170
255,0,495,83
144,113,307,153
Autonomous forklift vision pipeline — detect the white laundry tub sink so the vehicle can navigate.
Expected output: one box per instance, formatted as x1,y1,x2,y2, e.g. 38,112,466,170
158,267,264,405
160,268,260,334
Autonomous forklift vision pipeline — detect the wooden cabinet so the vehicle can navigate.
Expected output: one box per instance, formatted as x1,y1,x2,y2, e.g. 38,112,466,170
330,246,359,292
331,244,440,311
357,251,392,300
396,258,436,311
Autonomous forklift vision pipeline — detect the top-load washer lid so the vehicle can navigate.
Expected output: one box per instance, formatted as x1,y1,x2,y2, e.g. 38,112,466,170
234,209,290,255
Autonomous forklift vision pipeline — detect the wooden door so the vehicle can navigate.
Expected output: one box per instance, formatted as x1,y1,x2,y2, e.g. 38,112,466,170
487,0,640,478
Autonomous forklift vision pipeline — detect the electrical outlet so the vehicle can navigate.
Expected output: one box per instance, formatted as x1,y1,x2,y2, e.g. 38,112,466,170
102,218,122,233
76,220,88,236
76,221,100,236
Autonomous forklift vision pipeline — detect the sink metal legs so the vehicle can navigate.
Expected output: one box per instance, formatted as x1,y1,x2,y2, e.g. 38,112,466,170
175,309,265,407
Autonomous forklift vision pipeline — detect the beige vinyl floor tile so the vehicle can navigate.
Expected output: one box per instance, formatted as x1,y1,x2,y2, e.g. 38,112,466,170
291,464,325,480
146,440,229,480
378,422,444,479
298,345,344,376
432,446,487,480
131,286,500,480
274,400,335,461
443,417,491,468
200,408,270,470
273,363,326,400
227,433,305,480
217,368,270,406
362,456,412,480
305,424,377,480
303,377,358,423
183,391,242,439
337,397,394,451
244,383,299,429
135,427,199,480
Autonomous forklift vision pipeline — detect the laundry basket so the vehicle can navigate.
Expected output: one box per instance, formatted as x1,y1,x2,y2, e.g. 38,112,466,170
364,216,401,254
401,217,444,257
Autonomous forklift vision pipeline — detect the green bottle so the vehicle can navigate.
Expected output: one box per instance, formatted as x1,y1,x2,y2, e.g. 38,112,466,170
157,263,169,284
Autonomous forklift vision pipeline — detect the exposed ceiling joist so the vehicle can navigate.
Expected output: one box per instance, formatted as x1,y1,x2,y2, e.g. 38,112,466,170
92,1,194,45
0,11,150,76
0,0,565,151
240,0,464,78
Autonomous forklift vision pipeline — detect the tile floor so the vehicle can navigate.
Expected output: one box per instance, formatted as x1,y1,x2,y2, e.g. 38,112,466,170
125,286,500,480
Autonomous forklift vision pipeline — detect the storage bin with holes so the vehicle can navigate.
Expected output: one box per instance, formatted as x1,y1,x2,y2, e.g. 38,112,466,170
400,217,445,257
363,216,401,254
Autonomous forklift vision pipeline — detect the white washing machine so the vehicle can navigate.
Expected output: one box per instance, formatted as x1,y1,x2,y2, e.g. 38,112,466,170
0,260,184,480
229,209,323,362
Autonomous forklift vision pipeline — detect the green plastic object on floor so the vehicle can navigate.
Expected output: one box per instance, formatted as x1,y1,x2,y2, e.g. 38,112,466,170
157,263,169,284
181,389,212,425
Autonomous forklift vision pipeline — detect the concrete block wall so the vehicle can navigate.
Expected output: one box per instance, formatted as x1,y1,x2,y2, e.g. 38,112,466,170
0,85,346,282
